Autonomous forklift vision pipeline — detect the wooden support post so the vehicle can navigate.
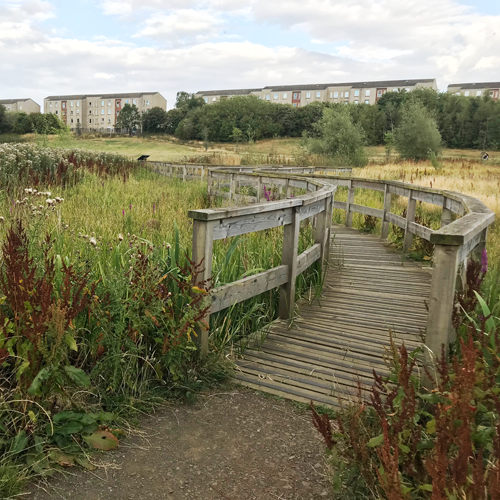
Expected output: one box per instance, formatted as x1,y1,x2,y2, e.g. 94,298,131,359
441,198,452,227
207,170,212,196
191,219,215,356
314,200,328,267
345,180,354,227
257,177,262,202
471,228,488,262
201,166,205,184
286,179,292,199
403,191,416,252
217,176,221,194
325,194,334,264
229,173,235,201
182,165,186,182
279,208,300,320
424,244,460,383
169,165,173,178
381,184,392,240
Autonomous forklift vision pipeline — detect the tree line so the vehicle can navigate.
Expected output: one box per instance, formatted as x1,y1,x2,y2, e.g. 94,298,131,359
0,106,66,135
141,89,500,151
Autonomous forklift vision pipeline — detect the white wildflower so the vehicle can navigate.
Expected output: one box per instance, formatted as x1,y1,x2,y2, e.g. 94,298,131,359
90,237,97,246
118,234,124,241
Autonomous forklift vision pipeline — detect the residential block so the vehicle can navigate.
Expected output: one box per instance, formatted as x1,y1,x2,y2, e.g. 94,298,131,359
0,98,41,114
447,82,500,101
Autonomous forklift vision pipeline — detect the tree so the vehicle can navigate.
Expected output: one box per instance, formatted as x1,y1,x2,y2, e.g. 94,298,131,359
394,102,442,161
142,107,168,133
305,105,368,167
0,104,11,133
116,104,141,135
175,91,205,111
12,112,32,134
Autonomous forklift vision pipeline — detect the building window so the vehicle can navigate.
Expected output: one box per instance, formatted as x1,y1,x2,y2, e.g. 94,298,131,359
330,92,333,98
116,111,120,116
89,102,92,106
334,92,339,98
125,100,129,104
477,91,482,96
55,110,58,115
49,102,52,108
274,94,278,100
345,91,349,98
405,88,410,92
77,119,79,123
464,91,470,96
55,102,58,107
306,92,311,98
212,97,216,102
71,119,73,124
340,92,343,98
393,89,398,92
354,90,360,97
204,98,208,103
71,111,73,115
377,90,383,97
316,91,320,98
62,102,66,108
77,101,80,107
19,106,23,110
70,101,73,107
89,111,92,115
108,100,111,106
101,109,104,115
266,95,270,100
146,100,149,105
364,100,370,104
102,118,104,122
89,119,92,124
365,90,371,97
293,103,297,107
133,99,136,105
293,93,298,99
101,100,104,106
283,93,287,99
354,100,359,104
108,119,111,123
108,109,111,115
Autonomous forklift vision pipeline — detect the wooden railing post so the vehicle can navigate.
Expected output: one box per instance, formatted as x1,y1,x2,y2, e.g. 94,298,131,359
381,184,391,239
229,173,235,200
192,219,215,356
425,244,460,380
314,196,333,267
200,166,205,183
279,207,300,320
257,177,262,202
345,180,354,227
182,165,186,182
207,170,212,196
169,164,173,178
441,198,452,227
403,191,416,252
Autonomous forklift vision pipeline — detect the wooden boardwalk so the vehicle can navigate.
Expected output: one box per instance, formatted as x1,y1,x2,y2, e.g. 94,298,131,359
235,225,432,408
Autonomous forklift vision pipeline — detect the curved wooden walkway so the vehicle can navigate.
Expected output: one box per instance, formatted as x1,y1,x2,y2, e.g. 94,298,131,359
235,225,432,408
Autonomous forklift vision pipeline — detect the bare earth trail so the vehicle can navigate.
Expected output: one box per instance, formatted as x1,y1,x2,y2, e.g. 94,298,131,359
31,390,330,500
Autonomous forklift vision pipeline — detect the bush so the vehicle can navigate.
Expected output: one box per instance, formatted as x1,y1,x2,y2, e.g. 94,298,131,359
395,102,442,161
305,105,368,167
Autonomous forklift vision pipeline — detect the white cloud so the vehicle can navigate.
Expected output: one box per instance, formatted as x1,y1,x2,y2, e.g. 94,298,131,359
133,9,223,44
1,0,499,112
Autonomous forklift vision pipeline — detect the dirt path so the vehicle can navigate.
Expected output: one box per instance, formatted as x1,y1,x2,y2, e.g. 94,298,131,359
31,387,331,500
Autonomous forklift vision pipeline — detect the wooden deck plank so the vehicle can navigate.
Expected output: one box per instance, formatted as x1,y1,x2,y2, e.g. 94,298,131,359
234,225,430,408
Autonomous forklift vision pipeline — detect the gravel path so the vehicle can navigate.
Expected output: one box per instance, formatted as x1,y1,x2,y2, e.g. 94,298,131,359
31,387,331,500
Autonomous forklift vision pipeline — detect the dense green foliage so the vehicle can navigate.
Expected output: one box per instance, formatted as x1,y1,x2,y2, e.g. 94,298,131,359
160,89,500,151
116,103,141,134
305,106,368,166
394,102,442,161
0,105,65,135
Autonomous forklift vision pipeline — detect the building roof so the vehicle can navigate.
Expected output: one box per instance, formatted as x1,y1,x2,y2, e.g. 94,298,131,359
0,98,33,105
448,82,500,90
263,79,435,92
45,92,160,101
195,88,262,96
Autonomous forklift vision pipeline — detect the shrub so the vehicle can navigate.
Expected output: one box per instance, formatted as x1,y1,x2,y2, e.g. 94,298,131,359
395,102,442,161
305,106,368,167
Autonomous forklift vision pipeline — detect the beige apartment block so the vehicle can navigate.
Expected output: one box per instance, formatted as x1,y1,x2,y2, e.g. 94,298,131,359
196,79,437,107
44,92,167,131
0,98,41,114
447,82,500,101
196,88,262,104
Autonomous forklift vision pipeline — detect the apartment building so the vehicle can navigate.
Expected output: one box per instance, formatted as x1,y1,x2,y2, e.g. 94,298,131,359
196,79,437,107
0,98,40,114
198,88,262,104
43,92,167,130
447,82,500,101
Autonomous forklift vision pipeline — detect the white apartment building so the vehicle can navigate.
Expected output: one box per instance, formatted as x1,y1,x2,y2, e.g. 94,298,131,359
447,82,500,101
0,98,41,114
196,79,437,107
43,92,167,130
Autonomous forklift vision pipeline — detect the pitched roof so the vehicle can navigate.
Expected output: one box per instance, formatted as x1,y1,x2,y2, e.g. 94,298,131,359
350,79,435,88
264,79,435,91
263,83,330,92
195,88,262,96
0,98,32,105
45,92,160,100
448,82,500,90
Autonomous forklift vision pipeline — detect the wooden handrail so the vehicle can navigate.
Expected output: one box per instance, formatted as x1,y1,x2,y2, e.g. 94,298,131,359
149,163,495,362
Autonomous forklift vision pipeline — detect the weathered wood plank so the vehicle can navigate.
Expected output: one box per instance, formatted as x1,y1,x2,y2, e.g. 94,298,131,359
296,244,321,276
350,204,384,219
408,221,434,241
210,265,289,314
385,212,406,229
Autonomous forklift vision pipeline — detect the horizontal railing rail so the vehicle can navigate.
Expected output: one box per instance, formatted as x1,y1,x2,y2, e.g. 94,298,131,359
151,164,495,365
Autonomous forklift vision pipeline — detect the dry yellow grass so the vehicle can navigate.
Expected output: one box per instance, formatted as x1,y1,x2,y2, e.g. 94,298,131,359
353,159,500,266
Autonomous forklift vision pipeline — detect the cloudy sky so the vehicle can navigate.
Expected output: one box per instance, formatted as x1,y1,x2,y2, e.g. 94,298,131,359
1,0,499,110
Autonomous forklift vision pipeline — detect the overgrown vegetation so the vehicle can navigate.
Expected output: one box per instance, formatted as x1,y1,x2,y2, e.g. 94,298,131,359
0,143,321,497
312,258,500,499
